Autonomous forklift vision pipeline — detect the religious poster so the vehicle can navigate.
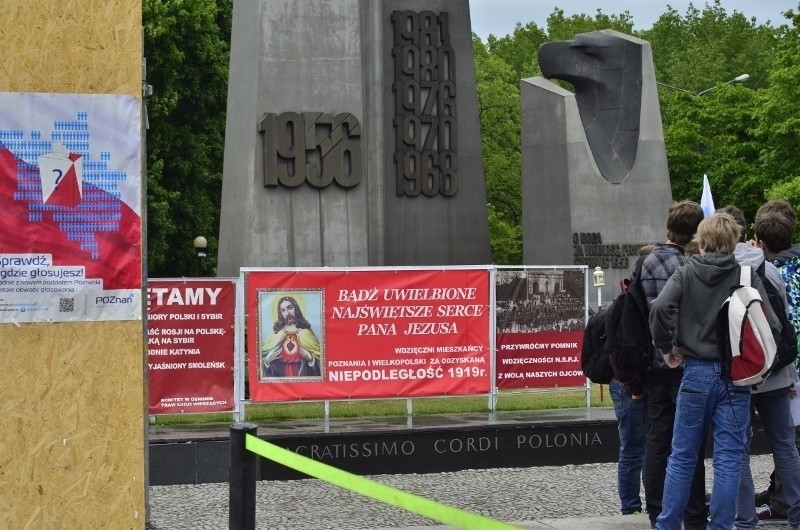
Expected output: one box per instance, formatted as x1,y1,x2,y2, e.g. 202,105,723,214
0,93,141,322
246,267,491,402
495,267,587,389
147,279,236,414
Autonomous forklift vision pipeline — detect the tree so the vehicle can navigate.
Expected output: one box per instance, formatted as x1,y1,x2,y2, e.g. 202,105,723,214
143,0,232,276
752,8,800,238
644,1,777,93
643,1,780,223
663,85,764,218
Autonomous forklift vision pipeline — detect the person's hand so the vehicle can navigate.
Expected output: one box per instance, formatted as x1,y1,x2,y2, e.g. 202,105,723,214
263,347,281,363
631,393,645,401
746,238,758,247
790,384,797,398
663,347,684,368
300,347,314,364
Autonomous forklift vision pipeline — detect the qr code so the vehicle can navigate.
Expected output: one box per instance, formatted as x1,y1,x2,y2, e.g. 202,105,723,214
59,298,75,313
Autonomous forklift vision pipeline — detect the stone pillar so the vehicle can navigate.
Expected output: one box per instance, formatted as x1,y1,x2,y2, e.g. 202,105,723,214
521,30,673,302
218,0,489,275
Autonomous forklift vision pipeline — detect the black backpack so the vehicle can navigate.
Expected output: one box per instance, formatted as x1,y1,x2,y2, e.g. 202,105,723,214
756,261,798,372
606,255,652,373
581,309,613,384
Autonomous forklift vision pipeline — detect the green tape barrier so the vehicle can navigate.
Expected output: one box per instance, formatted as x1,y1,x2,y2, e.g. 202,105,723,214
245,434,521,530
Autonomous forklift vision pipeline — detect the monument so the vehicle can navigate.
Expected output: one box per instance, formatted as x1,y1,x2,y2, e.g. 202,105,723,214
217,0,490,275
520,30,673,302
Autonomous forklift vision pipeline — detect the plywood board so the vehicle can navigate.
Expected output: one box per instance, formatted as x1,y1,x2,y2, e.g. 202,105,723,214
0,1,141,95
0,0,145,528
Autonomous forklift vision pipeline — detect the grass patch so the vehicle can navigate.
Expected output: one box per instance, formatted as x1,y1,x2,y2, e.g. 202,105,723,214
150,385,613,426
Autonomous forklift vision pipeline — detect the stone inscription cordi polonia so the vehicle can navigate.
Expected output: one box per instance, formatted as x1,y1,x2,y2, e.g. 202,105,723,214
293,430,603,460
391,10,458,198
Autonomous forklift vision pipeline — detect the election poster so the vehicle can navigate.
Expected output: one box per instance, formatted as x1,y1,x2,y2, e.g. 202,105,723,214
0,93,142,322
246,268,491,401
147,279,235,414
495,267,587,389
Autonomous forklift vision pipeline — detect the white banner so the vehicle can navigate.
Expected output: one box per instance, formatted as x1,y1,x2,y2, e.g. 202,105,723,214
0,93,142,322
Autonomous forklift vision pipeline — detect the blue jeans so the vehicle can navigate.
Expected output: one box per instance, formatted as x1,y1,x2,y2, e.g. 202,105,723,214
655,358,750,530
643,381,708,528
611,379,649,514
735,386,800,528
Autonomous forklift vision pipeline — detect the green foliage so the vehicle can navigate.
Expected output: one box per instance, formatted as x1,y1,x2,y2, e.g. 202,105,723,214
664,85,764,219
545,8,635,41
755,8,800,240
488,205,522,264
644,1,783,225
644,0,777,92
143,0,232,276
485,22,548,80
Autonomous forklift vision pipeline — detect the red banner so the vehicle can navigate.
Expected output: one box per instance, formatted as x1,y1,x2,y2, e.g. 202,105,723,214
246,269,491,401
494,268,586,389
496,331,584,388
147,279,235,414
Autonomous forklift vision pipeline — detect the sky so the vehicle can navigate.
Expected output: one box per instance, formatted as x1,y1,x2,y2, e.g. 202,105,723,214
469,0,796,40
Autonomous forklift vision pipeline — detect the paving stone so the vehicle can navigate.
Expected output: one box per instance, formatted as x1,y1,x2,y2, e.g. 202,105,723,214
148,454,777,529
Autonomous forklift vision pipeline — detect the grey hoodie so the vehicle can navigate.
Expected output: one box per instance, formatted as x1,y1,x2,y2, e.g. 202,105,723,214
734,242,798,393
649,252,781,362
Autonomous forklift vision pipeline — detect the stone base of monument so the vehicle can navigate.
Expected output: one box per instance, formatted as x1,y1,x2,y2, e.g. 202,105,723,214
148,407,770,485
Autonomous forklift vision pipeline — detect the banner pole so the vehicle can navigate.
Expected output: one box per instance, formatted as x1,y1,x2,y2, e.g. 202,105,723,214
233,273,246,423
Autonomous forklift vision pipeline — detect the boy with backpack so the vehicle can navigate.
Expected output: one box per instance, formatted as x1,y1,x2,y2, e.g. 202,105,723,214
751,206,800,524
580,279,649,516
608,245,653,516
649,213,782,530
715,205,800,530
627,201,707,529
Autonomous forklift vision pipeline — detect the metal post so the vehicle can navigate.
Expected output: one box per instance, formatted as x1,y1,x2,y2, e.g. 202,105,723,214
597,286,602,313
229,422,258,530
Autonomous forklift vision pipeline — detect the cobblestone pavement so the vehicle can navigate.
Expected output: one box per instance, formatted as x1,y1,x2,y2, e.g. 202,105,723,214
148,453,790,529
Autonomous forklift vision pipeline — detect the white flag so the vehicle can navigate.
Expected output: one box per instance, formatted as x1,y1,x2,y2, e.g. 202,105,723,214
701,174,715,218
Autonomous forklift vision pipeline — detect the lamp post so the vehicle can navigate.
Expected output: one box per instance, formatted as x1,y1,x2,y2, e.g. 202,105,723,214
193,236,207,277
657,73,749,96
592,266,607,402
592,266,605,313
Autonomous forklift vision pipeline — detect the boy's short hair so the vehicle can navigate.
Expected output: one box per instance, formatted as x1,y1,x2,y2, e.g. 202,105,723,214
716,205,746,242
696,213,739,255
755,212,794,253
684,239,700,257
667,201,704,246
756,200,797,230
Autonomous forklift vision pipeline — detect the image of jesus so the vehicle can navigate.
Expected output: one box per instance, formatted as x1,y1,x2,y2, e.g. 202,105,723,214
260,295,322,379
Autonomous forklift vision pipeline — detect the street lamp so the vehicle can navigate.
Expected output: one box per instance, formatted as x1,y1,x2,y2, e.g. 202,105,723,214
657,73,749,96
592,266,605,312
193,236,207,276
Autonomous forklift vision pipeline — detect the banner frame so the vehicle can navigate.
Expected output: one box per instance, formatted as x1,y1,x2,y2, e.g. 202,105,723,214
492,265,590,404
228,264,593,418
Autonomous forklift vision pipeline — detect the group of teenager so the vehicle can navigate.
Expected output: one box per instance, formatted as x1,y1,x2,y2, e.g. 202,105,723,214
608,199,800,530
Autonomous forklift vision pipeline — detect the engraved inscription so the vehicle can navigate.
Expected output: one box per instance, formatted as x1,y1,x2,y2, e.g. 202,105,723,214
259,112,362,189
572,232,651,269
391,10,458,198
